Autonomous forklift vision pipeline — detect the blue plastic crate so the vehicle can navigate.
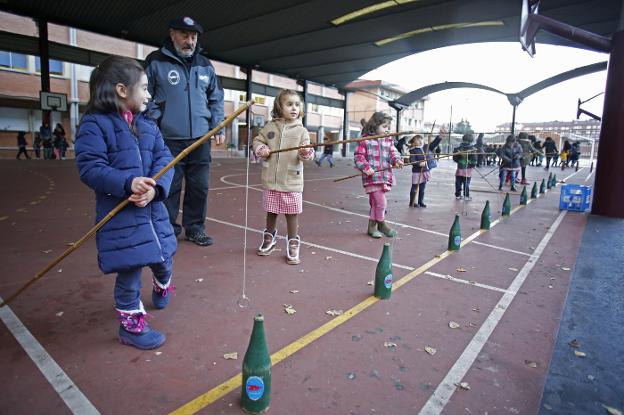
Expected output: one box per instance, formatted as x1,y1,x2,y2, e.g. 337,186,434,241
559,184,591,212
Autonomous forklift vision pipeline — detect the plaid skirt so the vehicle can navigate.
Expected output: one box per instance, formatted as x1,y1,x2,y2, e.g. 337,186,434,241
262,190,302,214
412,170,431,184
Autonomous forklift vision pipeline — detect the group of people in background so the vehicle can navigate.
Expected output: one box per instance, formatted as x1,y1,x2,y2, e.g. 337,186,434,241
15,122,69,160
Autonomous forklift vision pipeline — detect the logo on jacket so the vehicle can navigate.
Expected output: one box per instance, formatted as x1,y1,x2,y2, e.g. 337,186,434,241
199,74,209,83
267,132,275,140
168,70,181,85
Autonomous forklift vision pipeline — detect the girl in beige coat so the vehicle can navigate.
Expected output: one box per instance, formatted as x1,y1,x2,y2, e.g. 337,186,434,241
253,89,314,264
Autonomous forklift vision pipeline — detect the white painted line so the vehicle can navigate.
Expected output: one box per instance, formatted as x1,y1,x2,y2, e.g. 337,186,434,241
424,271,511,294
0,296,100,415
418,210,567,415
219,175,447,238
302,199,448,237
471,241,532,257
584,169,594,183
562,166,586,183
205,216,415,271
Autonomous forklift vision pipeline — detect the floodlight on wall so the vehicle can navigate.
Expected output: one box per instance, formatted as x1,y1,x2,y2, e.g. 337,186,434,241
374,21,504,47
331,0,419,26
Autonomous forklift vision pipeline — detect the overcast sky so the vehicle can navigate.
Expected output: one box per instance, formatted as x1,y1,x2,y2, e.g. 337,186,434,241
362,42,608,132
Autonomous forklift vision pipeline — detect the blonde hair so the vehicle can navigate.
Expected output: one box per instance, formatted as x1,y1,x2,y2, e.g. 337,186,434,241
271,89,305,119
363,112,392,135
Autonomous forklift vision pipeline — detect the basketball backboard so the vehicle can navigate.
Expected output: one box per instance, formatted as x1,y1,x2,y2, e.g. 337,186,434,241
40,91,68,112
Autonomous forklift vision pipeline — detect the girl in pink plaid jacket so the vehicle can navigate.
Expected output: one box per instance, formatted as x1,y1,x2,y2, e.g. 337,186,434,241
253,90,314,264
354,112,403,238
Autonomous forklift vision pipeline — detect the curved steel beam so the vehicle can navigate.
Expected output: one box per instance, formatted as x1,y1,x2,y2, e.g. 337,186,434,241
391,61,608,109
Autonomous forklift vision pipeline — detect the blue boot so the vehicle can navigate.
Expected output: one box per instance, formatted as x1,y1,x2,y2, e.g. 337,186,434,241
117,311,165,350
152,277,175,310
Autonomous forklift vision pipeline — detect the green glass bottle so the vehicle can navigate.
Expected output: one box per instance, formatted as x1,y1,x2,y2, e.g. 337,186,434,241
546,176,552,189
242,314,271,414
502,193,511,216
448,214,461,251
480,200,491,230
374,243,393,299
552,174,558,187
520,186,528,205
531,182,538,199
540,178,546,194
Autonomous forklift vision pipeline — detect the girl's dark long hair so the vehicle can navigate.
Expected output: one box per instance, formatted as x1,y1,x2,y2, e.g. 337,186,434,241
363,112,392,136
85,56,144,114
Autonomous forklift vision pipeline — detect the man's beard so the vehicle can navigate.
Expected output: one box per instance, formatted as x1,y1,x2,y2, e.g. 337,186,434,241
174,44,194,58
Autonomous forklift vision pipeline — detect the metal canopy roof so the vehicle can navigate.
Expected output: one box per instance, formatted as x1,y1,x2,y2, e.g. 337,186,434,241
1,0,620,88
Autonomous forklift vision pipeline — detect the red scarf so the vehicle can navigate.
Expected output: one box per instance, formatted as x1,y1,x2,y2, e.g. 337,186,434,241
121,110,133,126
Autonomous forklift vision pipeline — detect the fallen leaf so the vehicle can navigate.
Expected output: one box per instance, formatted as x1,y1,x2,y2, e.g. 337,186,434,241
325,256,332,260
67,242,75,246
289,290,299,294
448,321,460,329
55,311,64,317
283,304,296,315
367,280,374,286
602,404,623,415
497,304,506,310
508,267,519,272
0,216,8,222
569,339,580,348
548,285,553,289
456,267,467,273
42,249,52,254
525,360,538,368
456,382,471,390
57,269,63,273
299,269,305,273
468,322,478,327
561,267,571,271
325,309,344,316
468,281,476,285
472,307,480,312
424,346,437,355
384,341,397,349
155,351,162,356
195,278,204,283
574,350,586,358
223,352,238,360
311,251,316,255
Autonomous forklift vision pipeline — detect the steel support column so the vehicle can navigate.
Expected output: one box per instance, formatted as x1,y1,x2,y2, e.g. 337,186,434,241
592,30,624,217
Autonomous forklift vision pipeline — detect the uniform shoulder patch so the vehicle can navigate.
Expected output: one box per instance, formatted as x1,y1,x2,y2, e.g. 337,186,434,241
267,131,275,140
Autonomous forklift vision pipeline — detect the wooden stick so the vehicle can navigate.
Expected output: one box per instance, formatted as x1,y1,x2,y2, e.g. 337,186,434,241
268,131,414,154
0,100,255,308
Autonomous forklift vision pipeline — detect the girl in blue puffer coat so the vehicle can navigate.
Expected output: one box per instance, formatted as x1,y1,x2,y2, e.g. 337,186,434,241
75,56,176,350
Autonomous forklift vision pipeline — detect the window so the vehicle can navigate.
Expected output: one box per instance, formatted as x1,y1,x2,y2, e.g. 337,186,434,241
35,57,64,75
309,103,319,113
0,51,28,70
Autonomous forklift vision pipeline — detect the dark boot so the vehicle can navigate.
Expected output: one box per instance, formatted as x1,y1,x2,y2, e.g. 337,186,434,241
367,220,382,238
409,192,416,207
117,311,165,350
377,221,396,237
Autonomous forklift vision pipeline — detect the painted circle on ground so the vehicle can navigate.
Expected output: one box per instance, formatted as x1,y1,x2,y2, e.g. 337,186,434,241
246,376,265,401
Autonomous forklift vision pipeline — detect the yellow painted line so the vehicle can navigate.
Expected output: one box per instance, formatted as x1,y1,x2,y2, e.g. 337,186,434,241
169,184,552,414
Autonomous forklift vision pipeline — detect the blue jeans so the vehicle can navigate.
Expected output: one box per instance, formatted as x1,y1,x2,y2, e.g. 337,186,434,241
499,169,517,188
317,153,334,167
114,257,173,312
455,176,471,197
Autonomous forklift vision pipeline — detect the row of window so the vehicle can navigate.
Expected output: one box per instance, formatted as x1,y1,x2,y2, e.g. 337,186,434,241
0,51,63,75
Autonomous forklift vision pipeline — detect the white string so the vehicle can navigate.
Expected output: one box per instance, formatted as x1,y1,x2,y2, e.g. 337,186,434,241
237,142,252,308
